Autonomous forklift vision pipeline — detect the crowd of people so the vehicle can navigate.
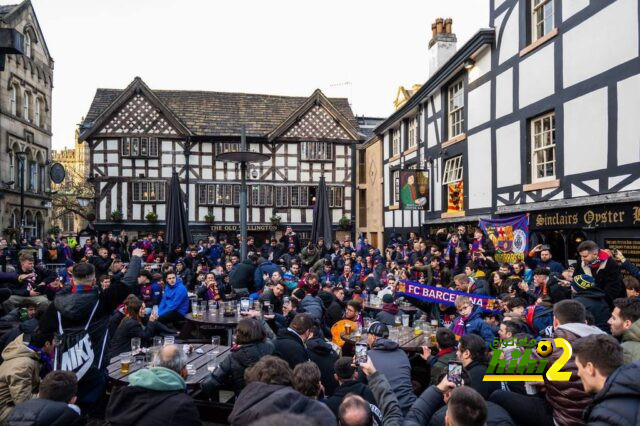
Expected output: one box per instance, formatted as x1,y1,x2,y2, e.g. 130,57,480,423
0,222,638,425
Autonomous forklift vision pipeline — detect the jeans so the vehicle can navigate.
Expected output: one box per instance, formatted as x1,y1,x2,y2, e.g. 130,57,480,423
158,310,184,326
489,389,554,426
2,294,49,313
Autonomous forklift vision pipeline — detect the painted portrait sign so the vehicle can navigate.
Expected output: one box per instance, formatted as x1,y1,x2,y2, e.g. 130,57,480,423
399,170,429,210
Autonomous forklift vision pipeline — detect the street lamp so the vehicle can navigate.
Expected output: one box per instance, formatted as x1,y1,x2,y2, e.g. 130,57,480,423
216,126,271,260
77,196,91,208
15,151,26,240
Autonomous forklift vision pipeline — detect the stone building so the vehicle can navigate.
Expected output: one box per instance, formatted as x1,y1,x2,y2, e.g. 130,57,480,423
51,128,91,235
0,0,54,241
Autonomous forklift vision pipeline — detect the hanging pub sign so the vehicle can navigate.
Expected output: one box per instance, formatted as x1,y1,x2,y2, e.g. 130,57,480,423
399,170,429,210
530,203,640,230
478,214,529,264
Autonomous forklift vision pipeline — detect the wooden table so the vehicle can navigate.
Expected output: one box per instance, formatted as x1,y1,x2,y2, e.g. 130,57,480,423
107,344,231,388
185,311,240,345
340,326,430,352
362,302,419,315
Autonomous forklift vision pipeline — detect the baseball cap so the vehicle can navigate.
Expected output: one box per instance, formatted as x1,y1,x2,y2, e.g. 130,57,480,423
367,322,389,338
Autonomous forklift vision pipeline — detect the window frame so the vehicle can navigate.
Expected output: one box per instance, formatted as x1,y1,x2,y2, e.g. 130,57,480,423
301,141,333,161
392,170,400,204
23,91,31,122
392,128,401,156
121,137,159,158
530,112,556,183
10,85,17,116
250,185,273,207
447,79,465,138
275,186,289,207
531,0,554,42
24,32,31,58
34,97,41,127
132,181,166,203
408,117,418,149
442,156,464,185
329,186,344,208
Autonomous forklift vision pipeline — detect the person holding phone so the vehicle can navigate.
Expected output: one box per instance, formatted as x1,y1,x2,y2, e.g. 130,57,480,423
364,322,415,415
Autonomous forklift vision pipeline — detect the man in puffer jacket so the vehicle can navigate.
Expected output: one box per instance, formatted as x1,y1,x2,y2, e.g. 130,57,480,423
364,322,415,415
571,274,611,333
573,334,640,425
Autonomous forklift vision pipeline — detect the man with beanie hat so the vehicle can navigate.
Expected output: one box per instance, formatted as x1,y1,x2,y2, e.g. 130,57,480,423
365,322,416,415
375,294,399,326
572,274,611,333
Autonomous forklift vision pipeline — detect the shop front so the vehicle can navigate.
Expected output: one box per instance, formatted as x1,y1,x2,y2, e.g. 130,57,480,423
529,202,640,266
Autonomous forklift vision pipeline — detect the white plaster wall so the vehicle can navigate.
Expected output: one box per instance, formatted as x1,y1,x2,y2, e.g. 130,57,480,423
467,129,492,208
383,165,390,206
467,81,491,130
468,47,491,84
189,183,196,221
496,68,513,119
132,204,141,220
156,205,165,221
563,0,638,88
433,159,442,211
564,88,608,175
563,0,589,21
403,210,412,226
122,184,128,219
384,211,393,228
394,210,402,226
519,43,555,108
427,122,437,148
106,139,118,150
225,208,234,222
498,2,519,65
383,133,389,159
617,73,640,166
495,121,521,187
433,92,441,113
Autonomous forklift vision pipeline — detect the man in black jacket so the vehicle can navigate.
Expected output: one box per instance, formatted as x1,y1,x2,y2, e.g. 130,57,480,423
306,327,339,397
576,240,625,305
325,357,379,418
574,334,640,425
571,274,611,333
105,344,201,426
6,370,81,426
274,313,313,369
39,249,142,409
229,254,258,297
3,252,55,312
89,247,112,277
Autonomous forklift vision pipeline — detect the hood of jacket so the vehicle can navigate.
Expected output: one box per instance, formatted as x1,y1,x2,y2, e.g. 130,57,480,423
381,302,399,315
623,318,640,343
332,380,370,399
233,342,274,368
128,366,186,391
53,289,100,322
575,286,607,300
305,337,333,355
1,333,39,362
370,337,399,351
556,322,606,338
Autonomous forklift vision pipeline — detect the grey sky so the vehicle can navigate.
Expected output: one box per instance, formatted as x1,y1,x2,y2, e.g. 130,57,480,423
28,0,488,149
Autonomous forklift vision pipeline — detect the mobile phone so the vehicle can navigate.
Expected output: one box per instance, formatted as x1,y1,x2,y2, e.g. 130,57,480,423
355,343,368,365
240,299,250,313
151,305,159,316
448,361,463,387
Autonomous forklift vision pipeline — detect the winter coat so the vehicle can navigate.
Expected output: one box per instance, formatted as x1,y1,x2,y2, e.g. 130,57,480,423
375,304,400,326
202,341,273,396
525,255,565,275
108,318,174,360
105,367,201,426
6,398,81,426
573,287,611,333
300,247,319,270
621,319,640,364
229,381,335,426
229,260,257,293
327,298,345,327
306,337,339,397
621,259,640,280
584,361,640,426
157,282,189,317
404,386,515,426
89,255,112,277
450,307,496,349
464,360,501,400
429,348,457,385
298,295,324,322
253,260,280,290
274,328,309,369
324,379,377,417
367,337,416,415
575,257,626,305
8,265,56,297
0,334,40,423
538,322,606,426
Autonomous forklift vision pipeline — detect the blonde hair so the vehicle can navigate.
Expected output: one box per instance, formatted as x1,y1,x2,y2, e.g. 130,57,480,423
455,296,471,309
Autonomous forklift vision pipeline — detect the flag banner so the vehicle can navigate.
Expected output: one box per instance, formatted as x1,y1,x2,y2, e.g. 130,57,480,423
478,214,529,264
400,170,429,210
447,181,464,212
397,280,501,313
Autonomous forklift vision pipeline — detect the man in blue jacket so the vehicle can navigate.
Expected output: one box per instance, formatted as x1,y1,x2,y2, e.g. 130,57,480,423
158,271,189,325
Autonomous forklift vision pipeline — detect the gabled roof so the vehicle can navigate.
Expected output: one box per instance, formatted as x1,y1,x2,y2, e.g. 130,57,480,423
79,77,192,141
0,0,53,62
374,28,494,135
267,89,360,141
81,78,359,139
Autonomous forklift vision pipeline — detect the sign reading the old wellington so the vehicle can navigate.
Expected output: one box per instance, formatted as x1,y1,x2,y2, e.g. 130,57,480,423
531,204,640,229
209,224,277,232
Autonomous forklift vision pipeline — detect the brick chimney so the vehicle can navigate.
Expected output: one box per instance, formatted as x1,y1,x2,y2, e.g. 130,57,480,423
428,17,457,77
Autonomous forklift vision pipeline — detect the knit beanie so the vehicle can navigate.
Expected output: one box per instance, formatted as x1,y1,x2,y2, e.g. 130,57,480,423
571,274,595,292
